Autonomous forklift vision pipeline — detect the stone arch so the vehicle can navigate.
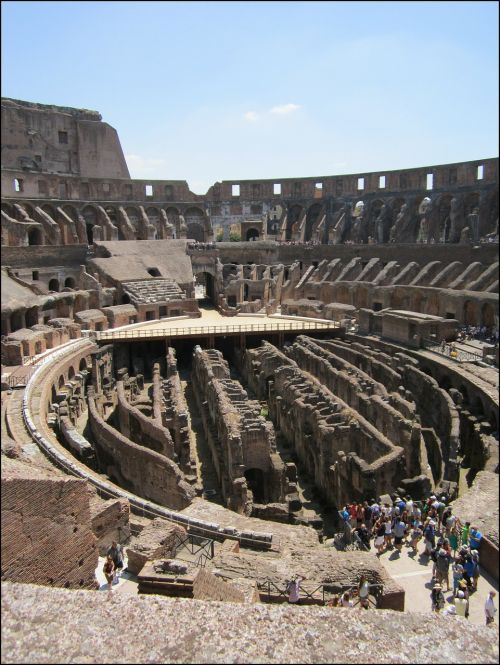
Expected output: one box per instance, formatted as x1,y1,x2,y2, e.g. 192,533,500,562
125,206,140,230
304,203,322,242
481,302,495,328
186,222,205,242
184,207,209,242
68,366,75,381
58,375,65,389
62,205,78,222
246,227,260,241
11,310,24,332
82,205,98,244
458,384,469,405
166,207,180,237
122,293,131,304
1,201,14,217
438,375,452,391
64,276,76,289
368,198,385,239
15,203,35,221
463,191,480,217
28,227,43,245
25,307,39,327
41,203,57,218
48,278,60,292
244,468,265,503
286,205,303,240
463,300,479,326
434,193,453,242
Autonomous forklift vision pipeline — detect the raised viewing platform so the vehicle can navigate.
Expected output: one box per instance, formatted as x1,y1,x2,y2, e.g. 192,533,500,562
88,310,342,343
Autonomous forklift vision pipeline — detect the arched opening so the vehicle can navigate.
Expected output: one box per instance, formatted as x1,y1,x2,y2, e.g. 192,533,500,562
58,375,65,390
436,194,452,242
246,228,259,241
34,341,43,355
481,303,495,328
48,278,60,292
64,277,76,289
304,204,321,242
458,384,469,405
243,283,249,301
187,222,205,242
82,206,97,244
86,224,94,244
194,271,215,303
286,205,302,241
79,358,88,372
11,311,24,332
244,468,265,504
51,385,57,404
68,366,75,381
463,300,478,326
122,293,131,304
438,375,452,391
25,307,39,327
125,207,139,230
28,228,43,245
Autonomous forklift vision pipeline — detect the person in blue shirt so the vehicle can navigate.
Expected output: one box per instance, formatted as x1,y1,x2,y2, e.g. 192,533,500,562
469,527,482,550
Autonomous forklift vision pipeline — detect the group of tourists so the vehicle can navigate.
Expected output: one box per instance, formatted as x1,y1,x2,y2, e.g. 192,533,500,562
339,493,497,624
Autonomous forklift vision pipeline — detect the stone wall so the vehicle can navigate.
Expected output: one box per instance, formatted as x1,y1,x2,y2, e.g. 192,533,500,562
1,458,98,589
87,389,195,511
192,568,247,603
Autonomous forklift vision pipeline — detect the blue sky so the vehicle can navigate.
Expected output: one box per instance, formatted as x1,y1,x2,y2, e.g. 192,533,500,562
2,1,498,194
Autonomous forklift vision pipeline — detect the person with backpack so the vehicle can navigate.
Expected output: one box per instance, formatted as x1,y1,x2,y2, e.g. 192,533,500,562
107,541,124,581
435,548,452,591
392,517,407,554
423,519,436,554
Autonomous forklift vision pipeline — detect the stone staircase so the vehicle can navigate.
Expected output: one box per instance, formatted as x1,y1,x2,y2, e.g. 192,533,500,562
122,279,186,305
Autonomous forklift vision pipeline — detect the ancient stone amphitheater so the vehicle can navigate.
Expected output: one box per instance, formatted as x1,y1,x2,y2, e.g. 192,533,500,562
1,98,498,663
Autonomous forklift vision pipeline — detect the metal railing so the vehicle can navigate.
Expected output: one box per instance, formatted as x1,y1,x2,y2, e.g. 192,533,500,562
170,531,216,568
256,580,383,607
421,338,482,363
90,319,339,341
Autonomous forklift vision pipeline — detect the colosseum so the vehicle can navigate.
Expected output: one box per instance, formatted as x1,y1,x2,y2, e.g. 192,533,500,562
1,98,499,663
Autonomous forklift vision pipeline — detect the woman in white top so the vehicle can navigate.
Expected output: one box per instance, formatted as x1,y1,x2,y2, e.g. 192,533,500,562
341,591,353,607
358,575,370,609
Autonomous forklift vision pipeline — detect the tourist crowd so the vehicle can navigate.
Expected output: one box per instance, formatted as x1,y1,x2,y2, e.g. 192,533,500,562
339,493,497,624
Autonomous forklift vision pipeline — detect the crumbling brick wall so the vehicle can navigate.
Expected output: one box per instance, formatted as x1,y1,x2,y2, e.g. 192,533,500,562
192,568,246,603
1,461,98,589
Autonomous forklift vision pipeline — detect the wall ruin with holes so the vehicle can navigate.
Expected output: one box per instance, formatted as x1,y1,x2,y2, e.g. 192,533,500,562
191,346,287,515
1,458,98,589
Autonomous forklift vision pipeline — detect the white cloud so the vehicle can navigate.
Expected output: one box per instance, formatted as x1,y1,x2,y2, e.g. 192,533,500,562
243,111,259,122
270,103,301,115
125,154,167,178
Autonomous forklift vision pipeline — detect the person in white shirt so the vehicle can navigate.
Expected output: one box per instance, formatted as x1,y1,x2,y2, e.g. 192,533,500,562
287,575,304,604
341,591,353,607
485,590,497,625
455,590,468,618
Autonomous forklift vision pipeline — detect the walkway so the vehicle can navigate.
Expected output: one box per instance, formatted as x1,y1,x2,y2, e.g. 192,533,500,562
375,541,499,625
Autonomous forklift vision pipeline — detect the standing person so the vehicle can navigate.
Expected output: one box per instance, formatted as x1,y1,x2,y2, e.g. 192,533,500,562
358,575,370,609
392,517,406,554
435,548,452,591
373,519,386,555
287,575,304,605
452,561,464,595
485,591,497,626
103,554,115,595
384,516,393,549
461,521,471,547
423,519,436,554
341,591,353,608
448,524,460,558
469,526,483,551
107,540,124,581
431,583,445,612
471,551,480,591
409,521,423,554
455,590,469,618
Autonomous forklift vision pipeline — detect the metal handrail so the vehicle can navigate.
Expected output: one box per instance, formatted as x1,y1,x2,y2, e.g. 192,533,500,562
255,580,383,607
421,338,482,363
90,319,339,341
